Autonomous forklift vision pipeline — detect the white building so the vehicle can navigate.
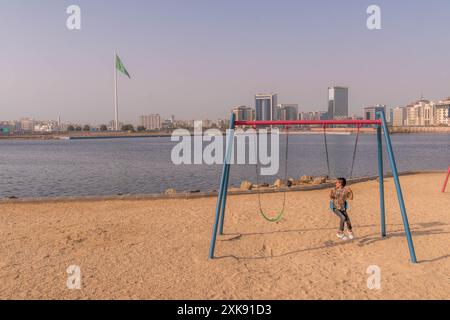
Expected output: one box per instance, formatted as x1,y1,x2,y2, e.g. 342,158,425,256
139,114,161,130
392,107,407,127
434,98,450,126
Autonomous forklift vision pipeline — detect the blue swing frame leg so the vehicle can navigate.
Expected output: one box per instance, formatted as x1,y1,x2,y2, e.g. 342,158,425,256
209,113,235,259
378,111,417,263
377,125,386,237
218,162,231,235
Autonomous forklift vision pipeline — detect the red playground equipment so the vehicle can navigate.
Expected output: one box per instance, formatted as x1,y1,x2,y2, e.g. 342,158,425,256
442,166,450,193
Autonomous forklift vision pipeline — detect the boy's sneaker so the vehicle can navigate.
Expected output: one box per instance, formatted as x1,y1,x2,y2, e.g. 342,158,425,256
336,232,348,241
346,231,354,240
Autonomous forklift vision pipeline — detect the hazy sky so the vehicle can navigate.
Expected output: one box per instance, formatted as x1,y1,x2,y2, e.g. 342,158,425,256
1,0,450,124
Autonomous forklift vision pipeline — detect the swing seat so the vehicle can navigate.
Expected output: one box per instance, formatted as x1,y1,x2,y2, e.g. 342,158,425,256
329,201,349,211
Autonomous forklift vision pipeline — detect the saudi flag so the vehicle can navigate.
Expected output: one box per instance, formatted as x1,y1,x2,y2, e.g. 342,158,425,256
116,54,131,79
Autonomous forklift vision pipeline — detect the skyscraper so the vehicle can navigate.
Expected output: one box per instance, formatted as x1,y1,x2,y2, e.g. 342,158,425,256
255,93,278,121
278,104,299,121
363,105,386,120
328,87,348,120
232,106,253,121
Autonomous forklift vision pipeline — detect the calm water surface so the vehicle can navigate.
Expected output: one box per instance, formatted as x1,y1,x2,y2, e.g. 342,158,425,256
0,134,448,198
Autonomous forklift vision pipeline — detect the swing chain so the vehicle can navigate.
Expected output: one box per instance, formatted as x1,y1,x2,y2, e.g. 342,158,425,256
323,124,331,179
324,123,361,179
349,124,361,178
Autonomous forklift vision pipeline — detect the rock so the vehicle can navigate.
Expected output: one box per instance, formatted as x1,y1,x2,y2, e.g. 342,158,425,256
240,181,253,191
274,179,284,188
312,176,327,185
165,188,177,195
299,175,313,184
287,178,295,187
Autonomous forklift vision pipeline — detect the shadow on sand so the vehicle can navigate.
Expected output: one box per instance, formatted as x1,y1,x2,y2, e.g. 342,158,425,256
215,221,449,263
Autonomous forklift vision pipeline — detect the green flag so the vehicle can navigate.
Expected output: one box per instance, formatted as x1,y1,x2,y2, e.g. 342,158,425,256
116,54,131,79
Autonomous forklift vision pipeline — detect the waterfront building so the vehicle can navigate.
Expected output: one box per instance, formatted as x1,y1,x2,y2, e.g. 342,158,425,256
405,99,434,126
139,114,161,130
363,105,386,120
255,93,278,121
278,104,299,121
328,87,348,120
299,111,327,121
232,106,253,121
20,118,35,132
434,98,450,126
392,107,407,126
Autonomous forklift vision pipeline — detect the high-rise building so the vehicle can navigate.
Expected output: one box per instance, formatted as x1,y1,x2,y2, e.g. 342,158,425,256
328,87,348,120
255,93,278,121
139,114,161,130
406,99,430,126
278,104,299,121
298,111,326,121
20,118,35,132
434,98,450,126
392,107,407,126
363,105,386,120
423,103,435,126
406,104,421,126
232,106,253,121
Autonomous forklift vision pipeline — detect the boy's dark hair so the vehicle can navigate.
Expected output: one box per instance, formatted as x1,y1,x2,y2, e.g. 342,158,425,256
337,178,347,187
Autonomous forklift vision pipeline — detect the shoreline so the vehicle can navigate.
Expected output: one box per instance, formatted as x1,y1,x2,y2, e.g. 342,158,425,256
1,127,449,141
1,170,445,204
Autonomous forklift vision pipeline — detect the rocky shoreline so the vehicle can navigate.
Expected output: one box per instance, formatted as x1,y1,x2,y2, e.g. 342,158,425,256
1,171,446,204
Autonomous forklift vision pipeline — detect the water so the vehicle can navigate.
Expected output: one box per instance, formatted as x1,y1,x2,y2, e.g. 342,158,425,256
0,134,448,198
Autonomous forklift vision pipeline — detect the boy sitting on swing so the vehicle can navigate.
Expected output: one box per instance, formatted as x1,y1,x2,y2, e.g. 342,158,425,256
330,178,354,240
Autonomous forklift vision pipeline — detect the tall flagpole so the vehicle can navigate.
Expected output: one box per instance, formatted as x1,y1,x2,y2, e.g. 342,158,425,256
114,51,119,131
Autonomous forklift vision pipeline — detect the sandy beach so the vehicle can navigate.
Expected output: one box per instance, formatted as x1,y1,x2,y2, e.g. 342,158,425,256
0,172,449,300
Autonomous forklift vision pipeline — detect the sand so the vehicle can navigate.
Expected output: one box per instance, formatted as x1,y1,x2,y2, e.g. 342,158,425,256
0,173,449,300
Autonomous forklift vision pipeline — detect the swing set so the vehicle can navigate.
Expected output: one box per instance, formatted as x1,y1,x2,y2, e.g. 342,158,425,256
209,111,418,263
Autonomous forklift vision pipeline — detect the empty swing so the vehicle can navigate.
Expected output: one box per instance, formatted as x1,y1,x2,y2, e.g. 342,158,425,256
254,126,290,222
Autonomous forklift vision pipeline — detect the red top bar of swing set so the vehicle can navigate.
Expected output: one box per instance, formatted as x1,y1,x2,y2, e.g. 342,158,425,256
234,119,382,126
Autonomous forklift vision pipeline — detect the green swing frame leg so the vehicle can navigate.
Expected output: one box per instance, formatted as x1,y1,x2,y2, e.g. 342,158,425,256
209,113,235,259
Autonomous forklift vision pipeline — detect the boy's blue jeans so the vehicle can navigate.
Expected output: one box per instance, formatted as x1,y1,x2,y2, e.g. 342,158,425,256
333,209,353,232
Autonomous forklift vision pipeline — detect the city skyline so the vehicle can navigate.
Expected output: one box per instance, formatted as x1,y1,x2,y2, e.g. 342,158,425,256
2,1,450,123
2,92,449,132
